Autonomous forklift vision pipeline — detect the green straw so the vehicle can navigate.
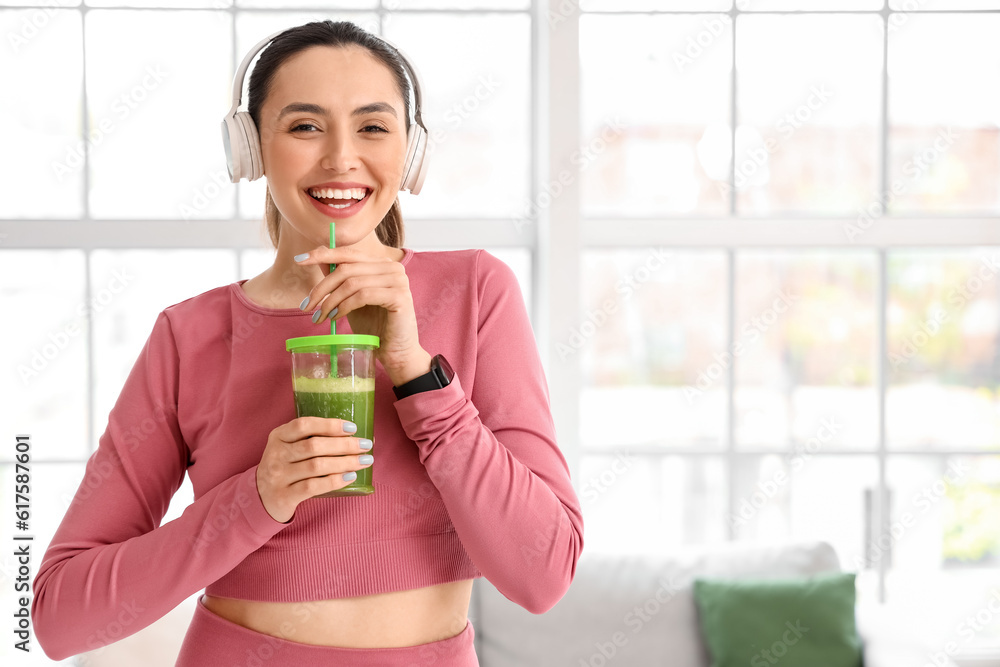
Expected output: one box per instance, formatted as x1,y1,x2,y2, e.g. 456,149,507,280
329,221,336,336
330,221,337,378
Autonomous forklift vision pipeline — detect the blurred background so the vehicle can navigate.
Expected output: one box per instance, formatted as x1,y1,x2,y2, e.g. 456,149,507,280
1,0,999,664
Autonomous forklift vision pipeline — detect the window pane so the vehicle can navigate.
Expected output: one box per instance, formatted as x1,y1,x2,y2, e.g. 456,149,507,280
234,11,380,221
733,454,877,572
0,10,83,219
580,14,731,216
385,13,530,219
581,0,731,10
0,0,80,4
581,250,726,450
742,0,881,8
885,456,1000,646
581,454,726,554
735,14,882,214
391,0,528,8
0,251,89,461
86,10,232,218
735,251,877,451
889,0,1000,8
238,0,374,7
888,14,1000,213
88,0,231,6
91,250,237,449
887,250,1000,451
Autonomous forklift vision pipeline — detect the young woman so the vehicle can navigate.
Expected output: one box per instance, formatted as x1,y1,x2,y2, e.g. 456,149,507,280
31,20,582,666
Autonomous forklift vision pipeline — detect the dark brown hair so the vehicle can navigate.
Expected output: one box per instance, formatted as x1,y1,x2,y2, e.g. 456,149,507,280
247,20,411,248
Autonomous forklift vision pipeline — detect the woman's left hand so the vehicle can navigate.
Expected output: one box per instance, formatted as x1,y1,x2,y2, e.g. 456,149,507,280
295,245,426,379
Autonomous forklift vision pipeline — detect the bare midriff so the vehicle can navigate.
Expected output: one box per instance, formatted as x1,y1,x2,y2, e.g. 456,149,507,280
202,579,474,648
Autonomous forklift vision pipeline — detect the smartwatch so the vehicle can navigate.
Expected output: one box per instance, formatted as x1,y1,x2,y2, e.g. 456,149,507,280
392,354,455,399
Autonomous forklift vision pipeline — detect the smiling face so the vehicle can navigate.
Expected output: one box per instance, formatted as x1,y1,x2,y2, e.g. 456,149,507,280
258,45,409,250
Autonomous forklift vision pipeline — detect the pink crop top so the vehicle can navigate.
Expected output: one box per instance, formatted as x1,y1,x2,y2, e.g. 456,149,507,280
31,248,584,660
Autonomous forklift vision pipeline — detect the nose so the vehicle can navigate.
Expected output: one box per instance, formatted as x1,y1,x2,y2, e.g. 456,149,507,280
319,126,360,172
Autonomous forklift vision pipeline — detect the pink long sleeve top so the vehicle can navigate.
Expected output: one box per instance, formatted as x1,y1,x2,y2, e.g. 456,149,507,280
31,248,584,660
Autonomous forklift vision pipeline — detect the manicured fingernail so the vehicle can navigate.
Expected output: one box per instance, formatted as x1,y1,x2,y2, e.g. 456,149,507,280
299,296,310,311
343,421,357,433
342,471,357,482
294,253,309,262
359,438,373,450
359,454,374,465
311,309,322,323
326,306,339,320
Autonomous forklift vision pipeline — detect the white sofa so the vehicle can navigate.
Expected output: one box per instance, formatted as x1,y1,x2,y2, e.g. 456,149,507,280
469,540,958,667
76,540,952,667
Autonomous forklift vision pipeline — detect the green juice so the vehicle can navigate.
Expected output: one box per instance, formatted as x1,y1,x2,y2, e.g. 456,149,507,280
292,376,375,497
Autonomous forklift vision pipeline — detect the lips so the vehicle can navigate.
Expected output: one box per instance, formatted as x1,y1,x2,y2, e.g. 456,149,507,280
305,188,372,219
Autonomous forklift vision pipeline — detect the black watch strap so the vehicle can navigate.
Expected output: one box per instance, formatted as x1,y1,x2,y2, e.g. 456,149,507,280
392,354,454,400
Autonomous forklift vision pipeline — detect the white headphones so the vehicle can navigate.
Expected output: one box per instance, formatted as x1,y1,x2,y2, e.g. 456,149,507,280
221,26,429,194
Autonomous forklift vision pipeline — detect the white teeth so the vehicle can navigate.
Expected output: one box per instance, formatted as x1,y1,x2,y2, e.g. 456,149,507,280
307,187,368,200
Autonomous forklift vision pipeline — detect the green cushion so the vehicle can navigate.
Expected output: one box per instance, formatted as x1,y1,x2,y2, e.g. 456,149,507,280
692,572,862,667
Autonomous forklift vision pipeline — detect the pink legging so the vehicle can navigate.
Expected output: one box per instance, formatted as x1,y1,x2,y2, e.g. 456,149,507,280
175,595,479,666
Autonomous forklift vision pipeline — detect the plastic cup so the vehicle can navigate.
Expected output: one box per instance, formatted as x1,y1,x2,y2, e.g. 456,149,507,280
285,334,380,497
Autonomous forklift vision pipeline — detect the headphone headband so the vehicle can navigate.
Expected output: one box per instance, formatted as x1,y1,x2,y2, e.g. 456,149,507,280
225,28,425,132
221,22,429,193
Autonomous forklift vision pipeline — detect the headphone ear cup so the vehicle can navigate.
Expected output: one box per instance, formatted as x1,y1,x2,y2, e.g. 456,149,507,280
221,116,244,183
400,124,429,195
221,112,260,182
236,111,263,181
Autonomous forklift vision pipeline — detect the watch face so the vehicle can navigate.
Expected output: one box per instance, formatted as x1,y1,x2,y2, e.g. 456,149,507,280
434,354,455,385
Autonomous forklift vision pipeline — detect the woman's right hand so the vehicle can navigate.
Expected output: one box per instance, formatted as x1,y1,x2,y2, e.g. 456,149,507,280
255,417,373,523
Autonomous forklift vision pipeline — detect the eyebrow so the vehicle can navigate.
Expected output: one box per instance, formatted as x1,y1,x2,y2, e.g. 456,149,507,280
277,101,398,120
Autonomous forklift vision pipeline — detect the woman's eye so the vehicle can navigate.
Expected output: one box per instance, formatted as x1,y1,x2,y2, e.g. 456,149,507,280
290,124,387,133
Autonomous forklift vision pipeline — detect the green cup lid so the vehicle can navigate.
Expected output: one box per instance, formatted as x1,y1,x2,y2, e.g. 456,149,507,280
286,334,380,351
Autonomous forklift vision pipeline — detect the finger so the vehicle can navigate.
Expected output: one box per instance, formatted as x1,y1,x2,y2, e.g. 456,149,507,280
287,455,374,495
295,245,393,266
300,263,401,313
327,286,405,322
286,436,374,463
289,452,373,481
290,470,360,498
279,416,358,443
